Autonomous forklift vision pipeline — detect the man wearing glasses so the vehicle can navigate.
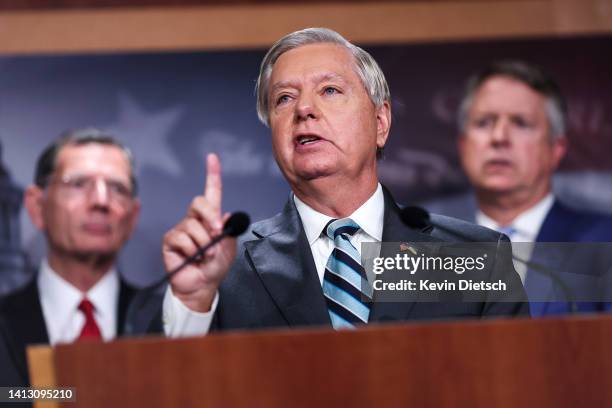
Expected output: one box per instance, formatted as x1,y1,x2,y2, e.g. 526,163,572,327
0,128,141,386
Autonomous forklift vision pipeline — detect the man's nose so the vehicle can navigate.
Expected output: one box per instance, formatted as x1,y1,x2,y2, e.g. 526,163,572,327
491,119,511,145
89,179,110,207
294,93,319,122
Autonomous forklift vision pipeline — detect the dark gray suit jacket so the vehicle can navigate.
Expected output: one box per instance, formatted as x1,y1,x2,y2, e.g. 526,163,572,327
210,188,528,331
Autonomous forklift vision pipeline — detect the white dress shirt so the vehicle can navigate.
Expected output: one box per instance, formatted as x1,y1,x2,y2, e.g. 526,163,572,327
38,259,119,345
293,183,384,282
163,183,385,337
476,193,554,282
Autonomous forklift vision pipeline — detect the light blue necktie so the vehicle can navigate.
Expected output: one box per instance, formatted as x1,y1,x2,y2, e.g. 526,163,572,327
322,218,373,329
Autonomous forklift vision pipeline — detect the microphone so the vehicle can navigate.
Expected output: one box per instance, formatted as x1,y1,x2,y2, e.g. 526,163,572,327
122,212,250,335
399,206,578,313
400,206,431,230
221,211,251,237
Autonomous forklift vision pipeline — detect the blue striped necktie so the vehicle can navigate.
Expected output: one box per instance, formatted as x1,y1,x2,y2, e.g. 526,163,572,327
322,218,373,329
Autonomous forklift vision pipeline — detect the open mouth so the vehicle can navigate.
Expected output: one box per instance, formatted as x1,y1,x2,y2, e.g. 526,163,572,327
296,135,322,146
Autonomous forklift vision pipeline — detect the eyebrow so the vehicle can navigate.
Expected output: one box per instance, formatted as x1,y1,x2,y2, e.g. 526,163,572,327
471,110,537,118
60,171,131,183
270,72,347,95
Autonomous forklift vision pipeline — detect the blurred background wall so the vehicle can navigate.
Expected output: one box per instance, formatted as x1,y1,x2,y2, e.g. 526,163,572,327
0,0,610,289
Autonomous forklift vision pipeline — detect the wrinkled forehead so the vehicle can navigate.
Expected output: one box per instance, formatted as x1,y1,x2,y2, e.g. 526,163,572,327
471,75,548,114
54,143,132,180
270,42,358,85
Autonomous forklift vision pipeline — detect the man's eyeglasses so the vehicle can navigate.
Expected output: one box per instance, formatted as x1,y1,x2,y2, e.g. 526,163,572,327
48,175,135,206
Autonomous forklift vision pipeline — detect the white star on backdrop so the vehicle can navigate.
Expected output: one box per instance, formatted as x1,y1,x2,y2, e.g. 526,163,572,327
107,93,184,177
198,129,276,177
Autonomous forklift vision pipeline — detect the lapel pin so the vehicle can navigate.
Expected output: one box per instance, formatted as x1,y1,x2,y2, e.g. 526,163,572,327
399,243,418,255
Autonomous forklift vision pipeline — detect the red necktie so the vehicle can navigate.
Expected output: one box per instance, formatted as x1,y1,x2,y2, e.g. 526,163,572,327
77,298,102,341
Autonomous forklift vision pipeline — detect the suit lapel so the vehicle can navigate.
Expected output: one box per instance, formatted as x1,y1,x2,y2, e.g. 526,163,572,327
1,279,49,384
116,278,137,336
369,187,440,322
524,246,564,316
244,198,331,328
244,188,440,326
535,201,571,242
3,280,49,344
528,202,573,315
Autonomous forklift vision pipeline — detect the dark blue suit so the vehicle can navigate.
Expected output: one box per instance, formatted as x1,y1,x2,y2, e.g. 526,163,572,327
424,195,612,317
525,201,612,316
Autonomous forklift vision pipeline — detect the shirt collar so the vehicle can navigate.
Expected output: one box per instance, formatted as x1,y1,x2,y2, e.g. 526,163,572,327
38,259,82,324
293,183,384,244
38,258,119,330
476,193,554,241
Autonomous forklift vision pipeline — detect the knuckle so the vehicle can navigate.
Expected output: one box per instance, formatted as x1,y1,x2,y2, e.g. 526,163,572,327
163,229,176,242
185,218,203,233
191,195,204,209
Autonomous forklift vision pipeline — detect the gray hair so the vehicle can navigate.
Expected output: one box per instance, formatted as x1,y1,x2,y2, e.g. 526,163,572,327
34,127,138,196
255,27,391,127
457,60,567,140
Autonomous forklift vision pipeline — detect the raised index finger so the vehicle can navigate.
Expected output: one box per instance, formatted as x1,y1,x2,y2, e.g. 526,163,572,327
204,153,223,224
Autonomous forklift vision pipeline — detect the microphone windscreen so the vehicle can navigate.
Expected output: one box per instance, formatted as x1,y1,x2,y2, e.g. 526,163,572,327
223,212,251,237
400,206,431,229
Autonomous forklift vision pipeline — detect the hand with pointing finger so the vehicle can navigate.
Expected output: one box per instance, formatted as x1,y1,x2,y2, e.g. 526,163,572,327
162,153,237,312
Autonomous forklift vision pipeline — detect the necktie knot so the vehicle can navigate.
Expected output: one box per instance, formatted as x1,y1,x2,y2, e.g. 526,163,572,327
324,218,360,241
498,225,516,240
78,298,95,315
77,298,102,341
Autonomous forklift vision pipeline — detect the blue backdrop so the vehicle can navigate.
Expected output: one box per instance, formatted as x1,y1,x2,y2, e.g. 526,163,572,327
1,35,611,288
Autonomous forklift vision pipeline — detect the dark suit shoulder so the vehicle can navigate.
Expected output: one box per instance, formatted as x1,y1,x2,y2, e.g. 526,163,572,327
540,201,612,242
0,278,44,387
0,313,28,387
554,201,612,225
0,279,38,314
429,212,502,242
249,198,301,239
0,277,48,343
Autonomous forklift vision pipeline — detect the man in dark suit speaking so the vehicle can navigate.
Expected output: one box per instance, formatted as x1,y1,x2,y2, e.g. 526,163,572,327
161,28,528,336
0,129,141,386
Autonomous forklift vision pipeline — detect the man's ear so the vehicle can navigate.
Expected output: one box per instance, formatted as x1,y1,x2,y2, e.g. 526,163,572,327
125,199,141,239
551,136,568,170
24,185,46,231
457,134,467,159
376,101,392,149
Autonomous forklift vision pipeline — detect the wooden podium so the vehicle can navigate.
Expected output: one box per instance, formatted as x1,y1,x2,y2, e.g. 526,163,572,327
28,316,612,407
